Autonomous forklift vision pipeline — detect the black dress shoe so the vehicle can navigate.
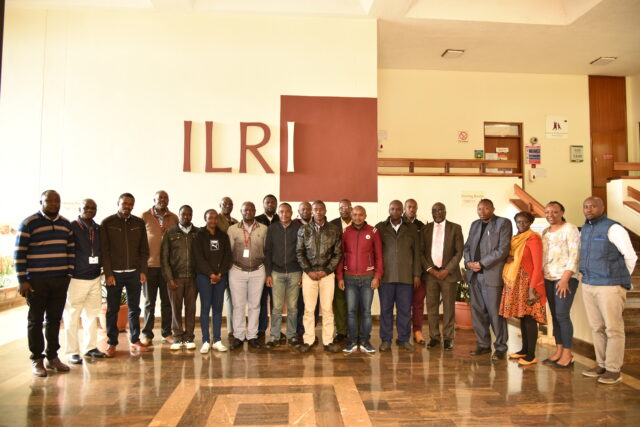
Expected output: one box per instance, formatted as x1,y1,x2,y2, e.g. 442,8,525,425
279,333,287,344
491,351,506,360
265,341,280,349
298,344,311,353
69,354,83,365
426,339,440,349
444,340,453,350
229,338,244,350
333,333,347,344
288,337,302,347
85,348,106,358
470,347,491,356
248,338,262,349
324,343,341,353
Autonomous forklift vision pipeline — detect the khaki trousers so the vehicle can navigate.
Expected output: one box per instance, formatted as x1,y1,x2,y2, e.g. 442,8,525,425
302,272,335,345
582,283,627,372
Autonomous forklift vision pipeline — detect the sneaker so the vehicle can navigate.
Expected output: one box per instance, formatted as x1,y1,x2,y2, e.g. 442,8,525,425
288,337,302,347
212,341,228,352
265,341,280,349
597,371,622,384
170,341,183,351
582,366,606,378
379,342,392,352
162,335,175,344
360,342,376,354
140,336,152,346
399,342,415,352
343,342,358,353
200,342,211,354
184,341,196,350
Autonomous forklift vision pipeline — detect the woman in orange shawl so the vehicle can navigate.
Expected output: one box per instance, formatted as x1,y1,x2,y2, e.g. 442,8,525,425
499,211,546,365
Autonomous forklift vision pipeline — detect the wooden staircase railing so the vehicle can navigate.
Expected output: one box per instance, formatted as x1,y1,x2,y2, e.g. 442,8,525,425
625,185,640,214
377,158,520,176
510,184,545,218
614,162,640,179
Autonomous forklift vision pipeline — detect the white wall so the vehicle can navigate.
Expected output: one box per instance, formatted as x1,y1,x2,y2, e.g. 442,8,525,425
0,8,378,223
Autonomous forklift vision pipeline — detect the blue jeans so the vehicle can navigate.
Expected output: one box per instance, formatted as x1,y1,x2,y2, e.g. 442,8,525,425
545,278,579,348
258,286,273,333
197,274,227,343
345,277,374,343
106,271,142,346
270,271,302,340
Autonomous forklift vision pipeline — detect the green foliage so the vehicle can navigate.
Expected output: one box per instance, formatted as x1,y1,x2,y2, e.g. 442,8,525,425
0,256,17,288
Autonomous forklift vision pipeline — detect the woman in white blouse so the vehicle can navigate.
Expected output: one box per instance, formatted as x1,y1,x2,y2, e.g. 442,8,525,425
541,201,581,368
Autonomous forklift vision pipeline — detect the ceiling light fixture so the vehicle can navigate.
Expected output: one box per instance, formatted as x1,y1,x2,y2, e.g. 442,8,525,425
441,49,465,58
590,57,617,66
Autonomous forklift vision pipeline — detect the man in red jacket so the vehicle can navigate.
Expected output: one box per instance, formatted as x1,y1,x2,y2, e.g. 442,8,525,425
337,206,383,353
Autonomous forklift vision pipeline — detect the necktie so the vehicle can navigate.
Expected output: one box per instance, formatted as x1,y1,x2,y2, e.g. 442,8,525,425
433,223,444,268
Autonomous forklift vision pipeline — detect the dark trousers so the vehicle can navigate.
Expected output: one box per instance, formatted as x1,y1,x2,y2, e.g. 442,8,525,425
169,277,197,342
379,282,413,344
345,277,374,343
296,293,320,336
142,267,172,339
333,281,348,336
197,274,227,343
469,273,507,352
106,271,142,346
258,285,273,334
520,315,539,359
426,276,457,341
411,279,426,332
26,276,70,360
545,278,579,348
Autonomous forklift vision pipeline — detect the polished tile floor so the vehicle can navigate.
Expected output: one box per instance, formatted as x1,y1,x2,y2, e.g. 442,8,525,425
1,316,640,426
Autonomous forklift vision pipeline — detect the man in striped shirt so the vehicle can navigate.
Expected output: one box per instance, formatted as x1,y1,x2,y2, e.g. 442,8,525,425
14,190,75,377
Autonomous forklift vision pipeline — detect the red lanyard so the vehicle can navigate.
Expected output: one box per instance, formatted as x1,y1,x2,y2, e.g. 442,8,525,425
242,222,255,248
150,208,167,232
76,219,95,255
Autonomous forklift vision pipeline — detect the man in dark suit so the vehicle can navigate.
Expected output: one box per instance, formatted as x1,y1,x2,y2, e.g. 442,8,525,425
255,194,280,341
463,199,512,360
421,202,464,350
330,199,352,343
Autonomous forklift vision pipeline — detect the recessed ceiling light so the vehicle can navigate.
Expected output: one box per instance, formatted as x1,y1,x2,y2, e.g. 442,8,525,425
441,49,465,58
590,57,617,65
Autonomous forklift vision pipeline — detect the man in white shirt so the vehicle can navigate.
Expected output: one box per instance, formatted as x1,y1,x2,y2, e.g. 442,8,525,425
420,203,464,350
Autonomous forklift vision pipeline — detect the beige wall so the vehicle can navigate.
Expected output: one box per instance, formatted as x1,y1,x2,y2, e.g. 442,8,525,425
627,73,640,166
378,69,593,225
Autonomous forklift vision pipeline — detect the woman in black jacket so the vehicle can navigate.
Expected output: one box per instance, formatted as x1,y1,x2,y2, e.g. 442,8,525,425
193,209,232,353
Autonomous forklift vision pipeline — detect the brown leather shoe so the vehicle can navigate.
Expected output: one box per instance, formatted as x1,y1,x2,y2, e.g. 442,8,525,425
414,331,426,345
32,359,47,377
45,357,70,372
130,341,150,352
104,345,117,358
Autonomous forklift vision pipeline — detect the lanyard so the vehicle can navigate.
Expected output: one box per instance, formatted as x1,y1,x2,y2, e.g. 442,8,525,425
76,219,95,256
242,222,255,248
150,208,167,232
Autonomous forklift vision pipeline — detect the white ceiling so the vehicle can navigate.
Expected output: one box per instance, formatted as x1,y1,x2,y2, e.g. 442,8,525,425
7,0,640,75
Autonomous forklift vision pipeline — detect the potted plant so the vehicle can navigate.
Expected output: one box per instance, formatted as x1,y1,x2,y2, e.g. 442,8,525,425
455,268,473,330
99,280,129,332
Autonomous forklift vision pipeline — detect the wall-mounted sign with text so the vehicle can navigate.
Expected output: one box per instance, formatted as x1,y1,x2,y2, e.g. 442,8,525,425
545,115,569,139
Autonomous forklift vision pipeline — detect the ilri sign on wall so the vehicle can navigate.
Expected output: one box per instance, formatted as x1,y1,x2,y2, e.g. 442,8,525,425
181,95,379,203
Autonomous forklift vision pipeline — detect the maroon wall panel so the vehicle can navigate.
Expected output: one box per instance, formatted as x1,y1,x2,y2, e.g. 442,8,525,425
280,95,378,202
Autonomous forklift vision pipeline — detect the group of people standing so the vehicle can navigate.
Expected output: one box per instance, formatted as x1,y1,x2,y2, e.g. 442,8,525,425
14,190,636,386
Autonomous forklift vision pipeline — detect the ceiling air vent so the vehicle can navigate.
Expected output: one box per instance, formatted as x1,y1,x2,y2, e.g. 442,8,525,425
590,57,617,65
441,49,465,58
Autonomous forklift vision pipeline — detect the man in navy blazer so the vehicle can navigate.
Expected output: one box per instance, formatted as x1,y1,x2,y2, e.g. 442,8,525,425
463,199,512,360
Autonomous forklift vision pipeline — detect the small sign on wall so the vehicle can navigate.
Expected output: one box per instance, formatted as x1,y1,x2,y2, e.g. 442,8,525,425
546,115,569,139
461,191,485,206
570,145,583,162
474,149,484,159
525,145,541,164
458,130,469,143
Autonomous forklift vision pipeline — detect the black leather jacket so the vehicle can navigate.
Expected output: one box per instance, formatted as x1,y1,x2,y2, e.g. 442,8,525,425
296,220,343,274
160,225,199,280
